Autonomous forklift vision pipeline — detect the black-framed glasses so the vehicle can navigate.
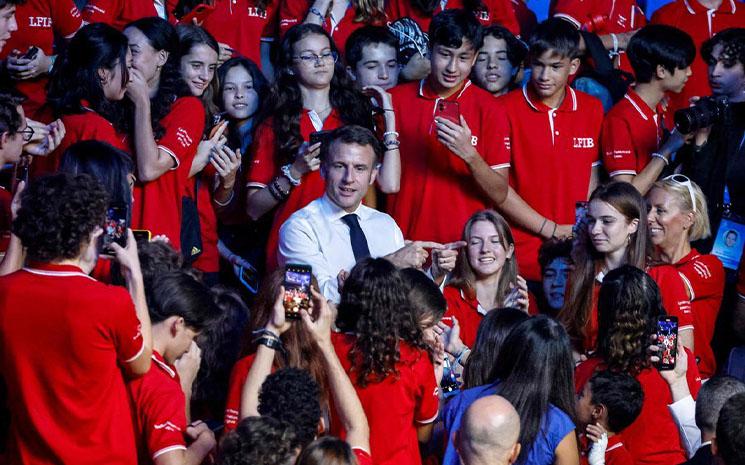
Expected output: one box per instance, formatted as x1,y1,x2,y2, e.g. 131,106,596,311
292,51,339,65
663,174,697,212
20,125,34,142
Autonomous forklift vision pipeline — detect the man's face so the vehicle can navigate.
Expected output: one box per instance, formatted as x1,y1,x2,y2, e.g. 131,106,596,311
429,40,477,94
2,105,26,164
529,50,578,102
472,36,517,96
351,43,400,90
542,257,570,311
708,44,745,100
0,4,18,53
322,142,377,212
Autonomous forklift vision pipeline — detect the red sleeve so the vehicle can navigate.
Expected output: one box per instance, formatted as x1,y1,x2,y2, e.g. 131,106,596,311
109,287,145,364
82,0,121,25
684,348,702,399
158,97,205,170
486,0,521,35
246,120,279,188
140,384,188,459
601,114,638,177
683,255,725,301
52,0,83,37
483,99,511,170
552,0,589,28
279,0,311,37
223,356,254,432
414,352,439,424
649,266,694,331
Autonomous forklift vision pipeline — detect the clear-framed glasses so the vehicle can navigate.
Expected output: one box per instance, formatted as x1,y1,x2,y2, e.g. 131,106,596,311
293,51,339,65
20,125,34,142
663,174,697,212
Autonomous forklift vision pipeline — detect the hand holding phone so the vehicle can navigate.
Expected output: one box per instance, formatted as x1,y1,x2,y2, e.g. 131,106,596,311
102,204,129,254
655,316,678,371
434,100,460,124
283,264,312,320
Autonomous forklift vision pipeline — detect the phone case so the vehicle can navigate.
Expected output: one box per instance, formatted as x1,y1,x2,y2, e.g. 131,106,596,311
435,101,460,124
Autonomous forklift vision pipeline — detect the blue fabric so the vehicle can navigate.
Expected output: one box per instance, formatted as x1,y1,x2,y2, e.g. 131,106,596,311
442,382,575,465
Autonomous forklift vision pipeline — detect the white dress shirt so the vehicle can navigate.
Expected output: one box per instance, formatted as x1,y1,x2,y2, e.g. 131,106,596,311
278,194,405,303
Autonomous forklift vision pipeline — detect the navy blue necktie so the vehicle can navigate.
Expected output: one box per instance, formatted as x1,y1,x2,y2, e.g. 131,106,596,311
341,214,371,262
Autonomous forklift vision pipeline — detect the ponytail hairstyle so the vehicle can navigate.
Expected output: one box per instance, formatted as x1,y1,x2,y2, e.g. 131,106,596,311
559,181,650,351
47,22,129,133
125,17,190,139
337,258,426,387
176,24,221,132
268,23,373,164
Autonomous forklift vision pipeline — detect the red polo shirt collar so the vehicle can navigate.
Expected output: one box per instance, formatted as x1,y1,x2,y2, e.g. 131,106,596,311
418,78,473,101
521,83,578,113
25,261,88,275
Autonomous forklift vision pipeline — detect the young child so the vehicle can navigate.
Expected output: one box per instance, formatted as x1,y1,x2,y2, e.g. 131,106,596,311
601,24,695,194
576,370,644,465
495,17,604,282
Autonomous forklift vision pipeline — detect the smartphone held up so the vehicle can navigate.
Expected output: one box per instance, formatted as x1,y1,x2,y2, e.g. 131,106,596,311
101,204,128,254
655,316,678,371
283,264,312,320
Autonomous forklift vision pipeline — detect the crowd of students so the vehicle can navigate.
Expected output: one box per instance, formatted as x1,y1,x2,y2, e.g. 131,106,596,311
1,0,745,465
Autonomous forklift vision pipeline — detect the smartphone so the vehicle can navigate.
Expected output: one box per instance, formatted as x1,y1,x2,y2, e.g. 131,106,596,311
574,201,589,236
132,229,152,243
656,316,678,370
309,130,332,147
22,46,39,61
14,156,30,187
283,264,312,320
434,100,460,124
180,4,216,24
239,263,260,295
102,204,128,253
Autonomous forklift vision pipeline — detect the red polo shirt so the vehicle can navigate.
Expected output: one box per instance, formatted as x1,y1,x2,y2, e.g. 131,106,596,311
246,109,343,270
580,435,634,465
331,332,439,465
673,250,725,379
443,285,487,349
33,109,129,177
386,0,521,35
387,79,509,245
202,0,279,66
0,262,144,465
576,355,701,465
601,89,665,178
131,96,205,251
191,169,220,274
552,0,646,33
580,265,694,353
0,0,82,121
128,351,188,463
83,0,159,30
651,0,745,120
496,84,603,281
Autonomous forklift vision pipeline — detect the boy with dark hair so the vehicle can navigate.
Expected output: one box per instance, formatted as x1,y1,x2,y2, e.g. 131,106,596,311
128,271,218,465
1,172,152,465
713,392,745,465
218,416,298,465
471,25,527,97
494,17,604,283
601,24,695,195
345,25,400,90
388,9,509,246
576,370,644,465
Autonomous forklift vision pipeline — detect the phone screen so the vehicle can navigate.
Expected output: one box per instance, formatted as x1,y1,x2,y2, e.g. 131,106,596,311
434,100,460,124
574,201,589,236
283,265,312,319
656,316,678,370
102,205,128,253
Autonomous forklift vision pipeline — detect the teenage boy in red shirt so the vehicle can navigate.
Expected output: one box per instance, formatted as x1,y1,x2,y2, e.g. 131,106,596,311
651,0,745,119
494,18,604,282
0,173,152,465
388,8,509,245
602,24,695,195
127,272,217,465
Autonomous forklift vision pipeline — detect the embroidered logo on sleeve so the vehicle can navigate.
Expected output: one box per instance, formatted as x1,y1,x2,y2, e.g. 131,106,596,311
176,128,193,148
154,422,183,433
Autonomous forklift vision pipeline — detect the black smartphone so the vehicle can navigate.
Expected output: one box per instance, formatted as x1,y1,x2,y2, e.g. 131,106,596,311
656,316,678,371
102,204,128,253
22,46,39,61
283,264,312,320
14,156,30,187
239,263,260,295
309,130,332,147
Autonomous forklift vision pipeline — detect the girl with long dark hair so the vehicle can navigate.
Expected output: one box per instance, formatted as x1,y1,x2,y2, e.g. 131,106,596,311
123,17,205,253
575,265,701,465
443,315,578,465
647,176,724,379
443,210,529,349
244,23,393,269
559,181,693,356
333,258,437,465
45,22,130,174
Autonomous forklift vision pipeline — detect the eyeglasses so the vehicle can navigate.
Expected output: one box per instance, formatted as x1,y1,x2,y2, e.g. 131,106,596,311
292,51,338,65
663,174,697,212
20,125,34,142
